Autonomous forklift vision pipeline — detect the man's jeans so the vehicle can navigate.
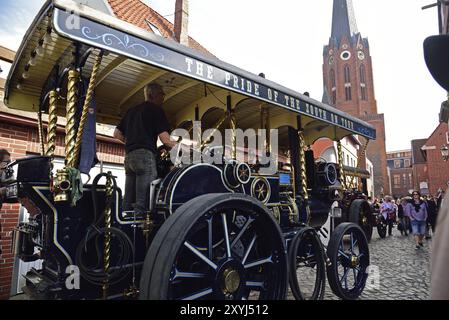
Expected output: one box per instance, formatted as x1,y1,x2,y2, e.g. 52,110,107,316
123,149,157,214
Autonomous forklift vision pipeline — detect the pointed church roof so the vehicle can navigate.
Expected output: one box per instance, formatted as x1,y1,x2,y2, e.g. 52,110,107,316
331,0,359,43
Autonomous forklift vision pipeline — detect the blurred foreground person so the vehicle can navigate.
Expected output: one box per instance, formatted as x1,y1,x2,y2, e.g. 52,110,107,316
431,190,449,299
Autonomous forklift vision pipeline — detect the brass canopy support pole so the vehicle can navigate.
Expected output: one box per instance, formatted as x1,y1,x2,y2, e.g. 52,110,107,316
337,140,347,190
65,69,80,168
73,51,103,167
46,90,58,158
350,138,370,191
37,111,46,155
298,129,311,224
227,95,236,160
261,106,271,155
298,130,309,202
102,173,113,300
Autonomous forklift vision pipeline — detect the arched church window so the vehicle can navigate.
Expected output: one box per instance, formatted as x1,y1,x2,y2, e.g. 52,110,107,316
330,69,336,88
344,65,351,83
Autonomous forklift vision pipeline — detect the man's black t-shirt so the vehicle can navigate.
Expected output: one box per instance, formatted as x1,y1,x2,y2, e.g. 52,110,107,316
117,102,170,154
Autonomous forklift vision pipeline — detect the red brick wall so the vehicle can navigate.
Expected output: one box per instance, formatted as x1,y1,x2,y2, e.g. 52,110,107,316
389,167,414,197
425,122,449,195
413,163,429,193
0,118,124,299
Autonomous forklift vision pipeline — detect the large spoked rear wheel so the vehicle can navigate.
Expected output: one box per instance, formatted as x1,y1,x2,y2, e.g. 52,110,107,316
140,193,288,300
326,223,369,300
348,200,373,242
288,227,326,300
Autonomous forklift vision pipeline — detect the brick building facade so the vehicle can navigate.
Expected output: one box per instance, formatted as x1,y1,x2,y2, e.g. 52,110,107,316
387,150,414,198
423,122,449,195
322,0,390,196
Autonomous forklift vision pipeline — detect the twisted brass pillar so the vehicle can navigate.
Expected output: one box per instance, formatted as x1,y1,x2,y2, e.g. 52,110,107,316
261,106,271,155
73,52,103,167
298,130,311,224
337,140,347,190
37,111,46,155
102,173,113,300
65,69,79,168
230,110,237,160
46,90,58,157
298,130,309,202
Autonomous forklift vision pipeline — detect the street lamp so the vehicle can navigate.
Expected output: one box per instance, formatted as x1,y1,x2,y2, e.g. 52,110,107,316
441,145,449,161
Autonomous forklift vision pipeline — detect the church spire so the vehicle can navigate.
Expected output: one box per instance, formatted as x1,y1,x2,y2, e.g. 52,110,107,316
331,0,358,42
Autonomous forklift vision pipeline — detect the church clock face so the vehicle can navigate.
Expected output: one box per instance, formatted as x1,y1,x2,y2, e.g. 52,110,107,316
340,51,351,61
358,51,365,60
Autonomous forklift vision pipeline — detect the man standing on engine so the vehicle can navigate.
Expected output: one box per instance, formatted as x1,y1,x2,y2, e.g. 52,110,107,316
114,83,177,214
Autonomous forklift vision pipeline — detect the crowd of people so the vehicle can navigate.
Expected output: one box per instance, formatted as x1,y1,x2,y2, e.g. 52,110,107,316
369,190,445,250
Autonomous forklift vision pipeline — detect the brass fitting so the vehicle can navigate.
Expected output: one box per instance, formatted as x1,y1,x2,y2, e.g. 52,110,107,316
53,169,71,202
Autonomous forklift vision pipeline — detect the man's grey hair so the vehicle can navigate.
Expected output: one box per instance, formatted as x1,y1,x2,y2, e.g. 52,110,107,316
144,83,163,101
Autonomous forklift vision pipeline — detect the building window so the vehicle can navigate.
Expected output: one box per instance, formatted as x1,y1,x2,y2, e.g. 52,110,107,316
403,174,407,186
394,175,400,188
332,90,336,105
409,173,413,186
330,69,336,88
344,65,351,83
345,86,352,101
394,160,401,168
361,85,367,101
360,65,366,83
404,159,411,167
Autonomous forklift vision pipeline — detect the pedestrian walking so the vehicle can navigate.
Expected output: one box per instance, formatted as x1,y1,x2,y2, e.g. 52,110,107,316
397,197,409,236
405,191,428,250
380,195,395,236
426,195,438,238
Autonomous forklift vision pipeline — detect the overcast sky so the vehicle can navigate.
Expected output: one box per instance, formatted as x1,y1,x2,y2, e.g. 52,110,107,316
0,0,445,152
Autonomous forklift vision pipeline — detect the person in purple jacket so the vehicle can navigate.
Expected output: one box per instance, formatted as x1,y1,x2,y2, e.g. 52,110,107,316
405,191,429,250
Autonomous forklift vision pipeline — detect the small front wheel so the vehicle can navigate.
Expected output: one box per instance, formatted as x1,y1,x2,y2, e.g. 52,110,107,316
288,227,326,300
326,223,370,300
377,216,387,239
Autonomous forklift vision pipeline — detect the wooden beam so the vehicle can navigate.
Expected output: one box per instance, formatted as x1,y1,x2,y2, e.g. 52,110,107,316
95,56,127,88
0,46,15,63
119,70,168,107
165,80,199,101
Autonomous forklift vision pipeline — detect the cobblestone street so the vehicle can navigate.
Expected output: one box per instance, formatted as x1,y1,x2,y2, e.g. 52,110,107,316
288,227,432,300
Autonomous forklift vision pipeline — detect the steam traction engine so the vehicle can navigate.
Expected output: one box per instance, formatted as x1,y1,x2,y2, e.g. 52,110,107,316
2,0,375,301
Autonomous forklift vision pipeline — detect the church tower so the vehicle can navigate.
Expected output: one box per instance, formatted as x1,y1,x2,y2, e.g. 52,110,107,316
323,0,390,196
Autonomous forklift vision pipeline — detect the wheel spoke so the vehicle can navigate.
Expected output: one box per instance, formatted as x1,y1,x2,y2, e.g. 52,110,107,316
173,270,208,281
340,267,350,289
352,268,358,283
338,249,350,259
207,217,213,260
244,255,273,269
181,288,213,300
242,234,257,265
184,241,218,270
231,217,254,248
222,213,232,258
